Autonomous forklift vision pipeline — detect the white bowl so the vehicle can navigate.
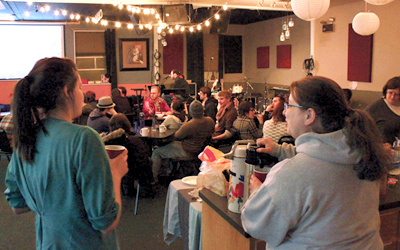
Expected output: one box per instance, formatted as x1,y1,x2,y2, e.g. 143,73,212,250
156,113,164,119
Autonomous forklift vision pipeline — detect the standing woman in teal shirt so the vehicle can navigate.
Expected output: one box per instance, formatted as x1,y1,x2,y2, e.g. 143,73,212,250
4,57,128,249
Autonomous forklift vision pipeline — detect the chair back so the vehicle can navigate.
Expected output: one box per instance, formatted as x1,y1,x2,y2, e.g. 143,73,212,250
0,130,12,153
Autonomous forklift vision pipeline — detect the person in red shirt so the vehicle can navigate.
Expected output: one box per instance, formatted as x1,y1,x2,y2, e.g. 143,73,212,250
143,85,172,116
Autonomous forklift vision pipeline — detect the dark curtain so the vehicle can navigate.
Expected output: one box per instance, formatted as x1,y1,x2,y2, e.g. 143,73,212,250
105,29,118,89
223,35,242,74
186,32,204,89
218,35,224,81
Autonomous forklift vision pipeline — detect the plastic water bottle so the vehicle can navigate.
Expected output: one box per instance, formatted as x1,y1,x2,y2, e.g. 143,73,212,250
139,112,145,129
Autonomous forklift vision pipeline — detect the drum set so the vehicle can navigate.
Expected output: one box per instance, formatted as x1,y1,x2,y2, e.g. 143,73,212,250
231,77,270,113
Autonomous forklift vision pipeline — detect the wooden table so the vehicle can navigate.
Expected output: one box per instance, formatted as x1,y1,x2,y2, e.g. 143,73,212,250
199,189,265,250
137,126,177,139
138,126,178,154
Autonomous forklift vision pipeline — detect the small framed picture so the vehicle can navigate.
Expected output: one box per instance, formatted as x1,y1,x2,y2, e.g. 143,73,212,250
119,38,149,71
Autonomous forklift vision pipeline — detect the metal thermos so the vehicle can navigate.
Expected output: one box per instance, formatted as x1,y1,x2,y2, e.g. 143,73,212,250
223,140,255,213
244,143,261,202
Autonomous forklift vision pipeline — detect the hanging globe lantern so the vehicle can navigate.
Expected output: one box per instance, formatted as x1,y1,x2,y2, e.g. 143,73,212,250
291,0,330,21
365,0,394,5
352,12,380,36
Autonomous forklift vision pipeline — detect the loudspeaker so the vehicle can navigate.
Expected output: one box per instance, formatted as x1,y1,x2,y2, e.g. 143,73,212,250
163,4,193,24
129,13,150,36
210,9,231,34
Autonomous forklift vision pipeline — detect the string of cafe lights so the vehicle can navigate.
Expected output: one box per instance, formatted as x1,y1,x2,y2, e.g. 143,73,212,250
21,1,229,34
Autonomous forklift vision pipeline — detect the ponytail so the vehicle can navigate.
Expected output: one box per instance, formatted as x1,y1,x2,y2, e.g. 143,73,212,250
345,109,391,181
13,77,45,162
12,57,77,163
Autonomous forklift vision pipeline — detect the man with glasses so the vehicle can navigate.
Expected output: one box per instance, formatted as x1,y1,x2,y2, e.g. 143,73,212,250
199,86,218,121
366,76,400,144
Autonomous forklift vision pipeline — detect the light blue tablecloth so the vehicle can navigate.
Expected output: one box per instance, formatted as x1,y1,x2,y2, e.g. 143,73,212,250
163,179,202,250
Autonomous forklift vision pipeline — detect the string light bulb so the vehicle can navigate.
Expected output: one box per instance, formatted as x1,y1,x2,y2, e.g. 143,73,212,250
223,5,228,10
24,11,30,17
180,26,185,32
280,32,285,41
189,27,194,32
285,28,290,39
215,13,220,19
205,20,210,26
62,10,67,16
288,17,294,27
86,17,90,22
115,22,121,28
54,10,59,16
197,25,201,30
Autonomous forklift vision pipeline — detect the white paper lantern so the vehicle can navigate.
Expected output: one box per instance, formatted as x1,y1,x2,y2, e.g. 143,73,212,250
352,12,380,36
365,0,394,5
291,0,330,21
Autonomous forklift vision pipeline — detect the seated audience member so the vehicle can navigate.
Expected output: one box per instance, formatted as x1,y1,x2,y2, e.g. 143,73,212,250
242,76,390,249
0,111,13,146
161,99,187,130
366,77,400,144
87,96,117,133
262,95,285,122
74,90,97,125
212,90,238,141
199,86,218,122
343,88,352,106
151,101,214,184
112,88,132,114
102,114,154,197
262,95,289,143
118,86,127,97
143,85,172,116
233,101,262,141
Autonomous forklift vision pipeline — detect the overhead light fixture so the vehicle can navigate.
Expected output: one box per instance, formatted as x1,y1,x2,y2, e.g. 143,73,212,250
352,12,380,36
291,0,330,21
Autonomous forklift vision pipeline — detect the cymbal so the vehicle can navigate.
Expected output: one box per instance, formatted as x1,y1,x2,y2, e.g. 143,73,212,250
240,77,252,81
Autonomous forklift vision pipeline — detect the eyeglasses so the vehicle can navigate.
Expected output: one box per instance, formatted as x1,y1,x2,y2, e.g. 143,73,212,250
387,91,400,97
284,103,303,110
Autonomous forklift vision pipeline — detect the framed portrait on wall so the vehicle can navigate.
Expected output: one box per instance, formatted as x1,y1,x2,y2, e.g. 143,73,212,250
119,38,149,71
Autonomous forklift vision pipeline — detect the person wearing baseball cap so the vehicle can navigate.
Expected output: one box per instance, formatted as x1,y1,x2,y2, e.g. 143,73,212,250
87,96,117,133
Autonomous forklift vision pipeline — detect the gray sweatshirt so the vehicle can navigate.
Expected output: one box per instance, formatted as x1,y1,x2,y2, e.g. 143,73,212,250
241,130,383,250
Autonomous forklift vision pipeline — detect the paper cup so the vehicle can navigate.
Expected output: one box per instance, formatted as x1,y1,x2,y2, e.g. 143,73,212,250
105,145,125,159
254,167,271,183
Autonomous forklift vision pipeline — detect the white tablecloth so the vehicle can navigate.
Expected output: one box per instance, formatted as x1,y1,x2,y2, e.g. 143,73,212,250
163,179,202,250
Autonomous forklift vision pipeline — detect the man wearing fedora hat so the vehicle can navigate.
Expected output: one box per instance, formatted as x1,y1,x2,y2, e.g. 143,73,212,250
87,96,117,133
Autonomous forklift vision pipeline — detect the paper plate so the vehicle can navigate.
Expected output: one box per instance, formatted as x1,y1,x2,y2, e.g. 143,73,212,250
182,176,197,186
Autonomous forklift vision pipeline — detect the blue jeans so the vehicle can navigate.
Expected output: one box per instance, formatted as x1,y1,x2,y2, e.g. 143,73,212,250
151,141,191,182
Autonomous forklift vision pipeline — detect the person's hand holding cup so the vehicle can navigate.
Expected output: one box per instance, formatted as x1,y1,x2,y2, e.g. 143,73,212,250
105,145,128,179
